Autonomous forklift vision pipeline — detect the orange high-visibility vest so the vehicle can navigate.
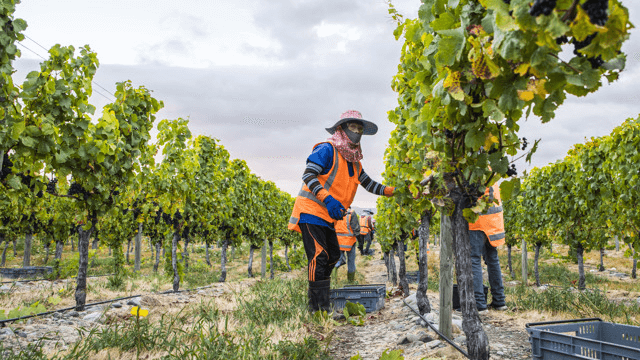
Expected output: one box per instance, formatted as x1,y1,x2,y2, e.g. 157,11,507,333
469,183,505,247
336,211,357,251
288,141,362,233
359,216,370,235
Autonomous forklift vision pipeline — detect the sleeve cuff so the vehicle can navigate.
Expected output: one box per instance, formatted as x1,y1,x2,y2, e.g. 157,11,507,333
316,189,330,202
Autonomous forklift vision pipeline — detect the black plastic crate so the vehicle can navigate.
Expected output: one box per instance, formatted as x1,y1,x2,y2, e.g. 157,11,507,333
452,284,487,310
406,270,420,283
330,284,386,313
526,318,640,359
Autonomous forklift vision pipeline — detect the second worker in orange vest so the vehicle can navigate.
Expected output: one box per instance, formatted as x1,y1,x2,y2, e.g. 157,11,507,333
333,207,360,282
468,183,507,312
359,214,374,255
288,110,396,313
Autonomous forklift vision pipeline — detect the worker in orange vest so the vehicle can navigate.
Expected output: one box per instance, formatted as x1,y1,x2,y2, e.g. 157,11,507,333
288,110,396,313
469,183,507,313
358,214,372,255
333,207,360,282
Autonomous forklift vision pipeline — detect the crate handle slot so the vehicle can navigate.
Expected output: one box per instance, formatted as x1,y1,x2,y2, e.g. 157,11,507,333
526,317,602,328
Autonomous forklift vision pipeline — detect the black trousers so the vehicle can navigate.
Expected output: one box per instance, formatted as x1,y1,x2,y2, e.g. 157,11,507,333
357,234,364,252
364,233,373,253
300,223,341,282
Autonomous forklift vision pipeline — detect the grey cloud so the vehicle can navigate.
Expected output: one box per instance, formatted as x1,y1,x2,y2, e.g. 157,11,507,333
249,0,392,60
159,13,209,39
136,38,195,66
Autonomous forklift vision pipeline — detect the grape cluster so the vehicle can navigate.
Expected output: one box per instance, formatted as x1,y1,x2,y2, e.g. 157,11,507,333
506,164,517,177
162,213,172,225
68,182,90,200
46,178,58,195
444,129,455,139
0,153,12,181
556,35,569,45
19,173,33,187
2,15,14,32
132,200,142,218
68,182,84,196
582,0,608,26
573,33,603,69
529,0,557,17
521,137,528,151
573,33,597,54
587,56,604,69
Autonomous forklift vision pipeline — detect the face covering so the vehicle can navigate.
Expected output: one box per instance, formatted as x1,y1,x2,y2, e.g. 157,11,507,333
327,127,363,162
342,121,363,145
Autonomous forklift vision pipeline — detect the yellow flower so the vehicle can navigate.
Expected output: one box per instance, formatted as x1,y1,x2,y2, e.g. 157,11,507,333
130,306,149,317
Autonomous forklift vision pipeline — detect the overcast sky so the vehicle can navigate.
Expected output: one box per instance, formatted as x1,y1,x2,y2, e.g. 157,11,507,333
11,0,640,209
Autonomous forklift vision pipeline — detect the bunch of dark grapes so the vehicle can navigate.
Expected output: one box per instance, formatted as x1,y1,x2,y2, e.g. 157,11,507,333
556,35,569,45
68,182,84,196
503,0,510,4
521,137,528,151
174,210,182,221
19,173,34,188
573,33,597,54
529,0,557,17
588,56,604,69
36,190,43,198
46,178,58,195
162,212,172,225
444,129,454,139
582,0,608,26
182,226,190,239
506,164,517,177
573,34,603,68
0,153,12,181
154,210,162,225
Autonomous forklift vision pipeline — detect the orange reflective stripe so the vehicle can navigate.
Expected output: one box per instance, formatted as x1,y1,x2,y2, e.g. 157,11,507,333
339,244,353,251
307,227,326,282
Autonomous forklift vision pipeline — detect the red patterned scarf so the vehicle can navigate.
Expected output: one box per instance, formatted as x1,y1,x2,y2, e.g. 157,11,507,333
327,127,363,162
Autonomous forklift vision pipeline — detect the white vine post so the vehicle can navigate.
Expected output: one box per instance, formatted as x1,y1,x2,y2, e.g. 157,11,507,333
522,239,528,284
261,239,267,278
439,213,453,338
134,223,142,272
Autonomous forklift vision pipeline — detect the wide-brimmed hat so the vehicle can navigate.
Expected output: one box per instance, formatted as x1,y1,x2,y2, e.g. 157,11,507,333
326,110,378,135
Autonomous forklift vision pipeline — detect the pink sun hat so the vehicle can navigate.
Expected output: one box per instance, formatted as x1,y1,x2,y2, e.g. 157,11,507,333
325,110,378,136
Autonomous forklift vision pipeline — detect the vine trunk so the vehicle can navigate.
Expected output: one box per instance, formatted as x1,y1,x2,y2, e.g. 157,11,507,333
75,216,96,311
417,212,431,314
451,190,489,360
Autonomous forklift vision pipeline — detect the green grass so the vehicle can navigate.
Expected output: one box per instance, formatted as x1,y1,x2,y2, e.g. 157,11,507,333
506,284,640,325
234,277,309,329
0,276,332,360
183,259,221,288
500,249,640,292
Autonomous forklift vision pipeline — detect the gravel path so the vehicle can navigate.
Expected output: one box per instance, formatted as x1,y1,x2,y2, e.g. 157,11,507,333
329,258,533,360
